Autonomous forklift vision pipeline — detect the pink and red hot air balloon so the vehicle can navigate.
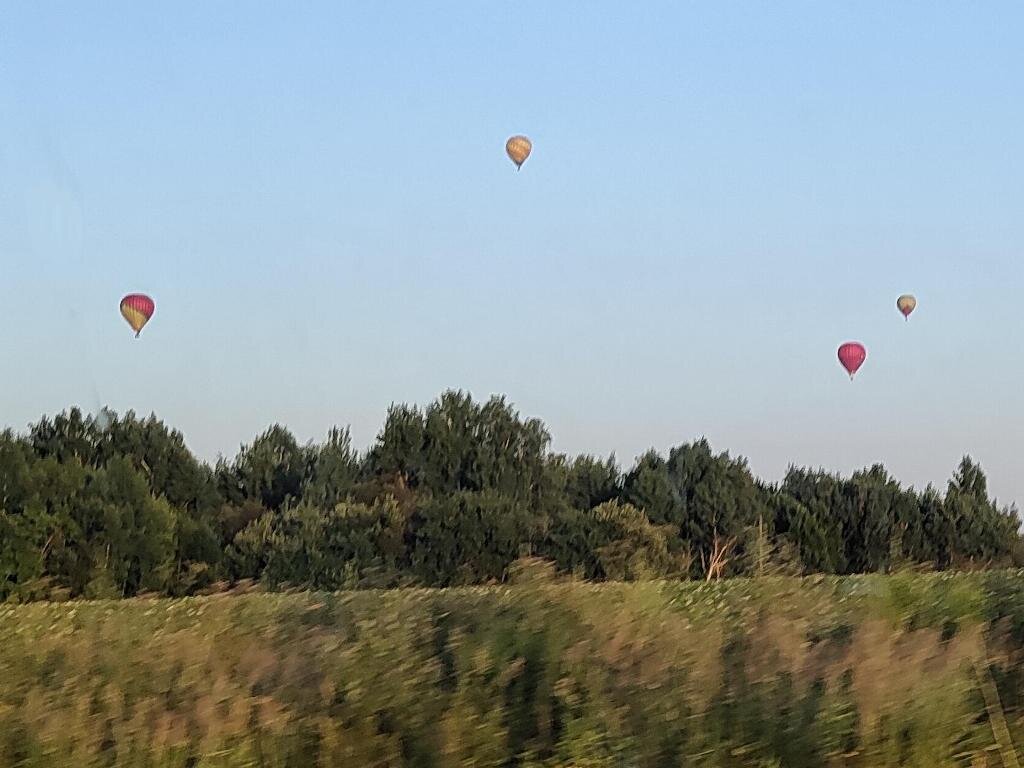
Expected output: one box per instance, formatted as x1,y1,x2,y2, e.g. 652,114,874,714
120,294,155,337
838,342,866,379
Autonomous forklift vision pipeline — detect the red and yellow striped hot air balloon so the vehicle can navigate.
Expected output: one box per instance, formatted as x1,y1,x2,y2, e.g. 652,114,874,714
120,294,155,337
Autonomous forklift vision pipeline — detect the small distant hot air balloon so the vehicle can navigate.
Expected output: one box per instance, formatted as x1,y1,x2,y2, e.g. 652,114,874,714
897,294,916,321
838,342,866,379
506,135,532,170
120,294,154,338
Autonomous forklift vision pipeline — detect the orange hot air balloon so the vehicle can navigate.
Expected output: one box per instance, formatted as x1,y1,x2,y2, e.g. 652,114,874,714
838,342,866,379
505,135,532,169
897,294,916,320
120,294,155,337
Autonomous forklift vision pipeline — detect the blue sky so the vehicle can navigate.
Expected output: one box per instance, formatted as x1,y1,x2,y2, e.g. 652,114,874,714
1,3,1021,506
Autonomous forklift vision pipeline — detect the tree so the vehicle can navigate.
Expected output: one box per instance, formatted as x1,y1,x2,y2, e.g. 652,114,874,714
406,491,544,586
365,390,552,503
842,464,917,573
543,500,685,581
623,440,768,578
100,411,220,515
86,457,177,596
561,454,621,511
29,408,99,465
621,450,673,523
363,403,426,485
98,411,222,584
919,486,952,568
4,397,1023,602
220,425,308,511
2,440,179,599
945,456,1019,567
302,427,361,509
231,498,407,590
24,408,223,592
770,480,841,574
0,432,57,601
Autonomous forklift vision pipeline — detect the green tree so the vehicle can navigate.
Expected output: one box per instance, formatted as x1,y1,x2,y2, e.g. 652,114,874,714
85,457,177,596
363,403,426,485
100,411,220,514
219,425,308,511
841,464,920,573
366,391,551,504
407,491,543,586
562,454,621,511
29,407,99,465
945,456,1019,566
0,432,59,600
232,498,407,589
302,426,360,509
777,469,851,573
5,396,1024,601
544,500,684,580
99,411,222,584
623,439,767,578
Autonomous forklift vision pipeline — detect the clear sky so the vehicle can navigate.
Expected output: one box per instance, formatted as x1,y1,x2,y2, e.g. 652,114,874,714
1,3,1021,506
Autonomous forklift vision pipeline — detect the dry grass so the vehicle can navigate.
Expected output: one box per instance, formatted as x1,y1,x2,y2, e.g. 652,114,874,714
2,570,1023,767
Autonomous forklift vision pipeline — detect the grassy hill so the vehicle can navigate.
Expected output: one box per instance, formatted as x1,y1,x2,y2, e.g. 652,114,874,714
3,567,1024,767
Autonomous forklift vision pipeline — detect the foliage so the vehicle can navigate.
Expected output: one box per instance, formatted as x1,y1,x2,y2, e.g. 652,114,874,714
3,572,1024,766
623,440,773,577
2,390,1020,601
230,498,408,589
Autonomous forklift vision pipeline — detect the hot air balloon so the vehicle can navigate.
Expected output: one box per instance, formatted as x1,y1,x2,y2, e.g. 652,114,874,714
897,294,916,321
120,294,154,337
505,135,532,170
838,342,866,379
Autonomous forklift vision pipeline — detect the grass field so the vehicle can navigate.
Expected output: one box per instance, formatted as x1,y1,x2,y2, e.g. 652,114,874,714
3,566,1024,767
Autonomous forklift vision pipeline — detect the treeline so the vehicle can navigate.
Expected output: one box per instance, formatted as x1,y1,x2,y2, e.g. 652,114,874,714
1,390,1020,600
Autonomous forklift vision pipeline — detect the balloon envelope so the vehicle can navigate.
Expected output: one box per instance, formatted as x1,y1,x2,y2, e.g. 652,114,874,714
505,135,532,169
897,294,916,319
838,342,866,378
120,294,155,337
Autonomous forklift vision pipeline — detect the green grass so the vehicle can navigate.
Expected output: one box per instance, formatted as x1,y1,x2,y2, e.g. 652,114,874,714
3,568,1024,767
